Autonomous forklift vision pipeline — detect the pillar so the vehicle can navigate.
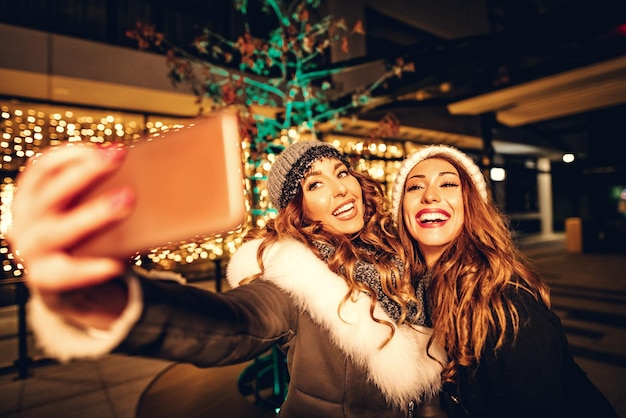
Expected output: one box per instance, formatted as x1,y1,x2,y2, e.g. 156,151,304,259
537,157,553,235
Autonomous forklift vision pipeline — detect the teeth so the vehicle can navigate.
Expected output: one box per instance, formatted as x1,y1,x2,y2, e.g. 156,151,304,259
418,212,449,222
333,202,354,216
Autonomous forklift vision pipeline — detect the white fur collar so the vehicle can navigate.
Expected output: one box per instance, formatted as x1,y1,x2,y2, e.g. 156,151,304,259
227,238,445,408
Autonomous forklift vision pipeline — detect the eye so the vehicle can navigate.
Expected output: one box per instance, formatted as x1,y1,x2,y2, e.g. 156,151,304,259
405,182,423,192
305,180,323,191
337,169,349,178
441,181,460,188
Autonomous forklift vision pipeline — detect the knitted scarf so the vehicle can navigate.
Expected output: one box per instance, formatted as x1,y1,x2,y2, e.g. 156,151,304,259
313,242,432,327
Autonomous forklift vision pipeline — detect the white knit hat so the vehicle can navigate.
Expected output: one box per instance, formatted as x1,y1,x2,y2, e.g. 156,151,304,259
391,145,488,223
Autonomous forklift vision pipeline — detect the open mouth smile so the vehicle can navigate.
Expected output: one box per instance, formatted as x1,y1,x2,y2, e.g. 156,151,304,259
333,201,355,218
416,209,450,225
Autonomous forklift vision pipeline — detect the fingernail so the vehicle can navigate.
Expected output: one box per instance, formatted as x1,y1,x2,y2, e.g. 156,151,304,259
110,188,135,209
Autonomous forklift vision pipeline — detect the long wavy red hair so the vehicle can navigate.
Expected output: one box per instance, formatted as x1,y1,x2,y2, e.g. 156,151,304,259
396,153,551,381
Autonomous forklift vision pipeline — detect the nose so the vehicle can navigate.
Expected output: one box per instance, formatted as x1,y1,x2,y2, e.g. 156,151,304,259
331,179,348,197
422,185,440,203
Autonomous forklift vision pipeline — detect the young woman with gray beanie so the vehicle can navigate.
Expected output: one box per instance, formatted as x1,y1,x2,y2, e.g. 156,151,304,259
391,144,617,418
8,139,447,418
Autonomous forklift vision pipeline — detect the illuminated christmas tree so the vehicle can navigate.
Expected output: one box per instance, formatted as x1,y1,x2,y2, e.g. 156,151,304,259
126,0,412,226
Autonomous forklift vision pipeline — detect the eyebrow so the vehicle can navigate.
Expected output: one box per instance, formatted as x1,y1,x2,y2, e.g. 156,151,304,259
304,161,345,180
407,171,459,180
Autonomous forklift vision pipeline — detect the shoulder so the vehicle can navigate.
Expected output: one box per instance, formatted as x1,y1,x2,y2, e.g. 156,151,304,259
492,283,566,354
230,238,315,262
502,283,554,324
226,238,327,288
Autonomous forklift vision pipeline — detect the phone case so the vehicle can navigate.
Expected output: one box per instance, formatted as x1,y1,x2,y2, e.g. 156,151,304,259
71,110,247,259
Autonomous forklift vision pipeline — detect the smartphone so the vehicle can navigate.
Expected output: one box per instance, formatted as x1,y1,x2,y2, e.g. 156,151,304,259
71,110,247,259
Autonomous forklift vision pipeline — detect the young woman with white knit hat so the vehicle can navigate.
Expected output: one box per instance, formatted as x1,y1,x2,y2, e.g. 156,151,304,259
391,144,617,418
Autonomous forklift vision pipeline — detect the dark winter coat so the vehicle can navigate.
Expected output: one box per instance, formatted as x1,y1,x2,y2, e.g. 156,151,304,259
445,285,618,418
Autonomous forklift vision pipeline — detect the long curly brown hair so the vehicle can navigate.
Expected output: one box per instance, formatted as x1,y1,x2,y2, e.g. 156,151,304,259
396,153,551,382
245,166,419,343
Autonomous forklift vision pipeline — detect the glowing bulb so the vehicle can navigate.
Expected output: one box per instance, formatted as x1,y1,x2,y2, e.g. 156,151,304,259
490,167,506,182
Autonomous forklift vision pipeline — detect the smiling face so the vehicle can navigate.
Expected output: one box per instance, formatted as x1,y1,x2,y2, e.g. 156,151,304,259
301,158,365,235
401,157,465,266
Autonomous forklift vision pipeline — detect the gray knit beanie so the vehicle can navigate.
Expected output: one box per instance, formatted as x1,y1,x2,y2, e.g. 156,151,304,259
391,145,488,223
267,141,349,210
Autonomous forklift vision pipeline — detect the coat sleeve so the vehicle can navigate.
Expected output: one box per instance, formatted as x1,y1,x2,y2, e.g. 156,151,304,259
28,266,296,366
27,273,144,363
115,276,297,367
